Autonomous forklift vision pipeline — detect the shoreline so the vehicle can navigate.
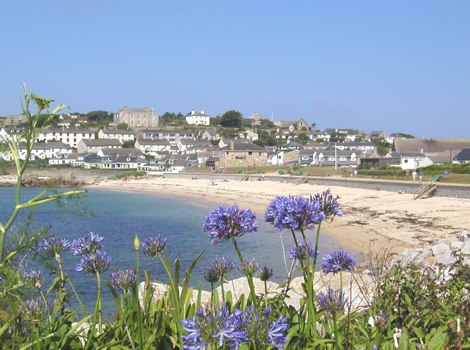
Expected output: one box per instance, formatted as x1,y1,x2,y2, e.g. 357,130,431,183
87,176,470,256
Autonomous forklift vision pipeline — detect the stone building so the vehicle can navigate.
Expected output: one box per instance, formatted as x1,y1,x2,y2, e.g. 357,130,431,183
113,106,159,129
216,141,268,167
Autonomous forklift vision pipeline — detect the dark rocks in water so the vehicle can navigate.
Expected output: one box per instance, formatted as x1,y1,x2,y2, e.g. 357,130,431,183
0,175,88,188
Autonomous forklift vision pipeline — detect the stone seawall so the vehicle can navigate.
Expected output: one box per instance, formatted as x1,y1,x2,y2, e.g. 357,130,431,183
162,173,470,199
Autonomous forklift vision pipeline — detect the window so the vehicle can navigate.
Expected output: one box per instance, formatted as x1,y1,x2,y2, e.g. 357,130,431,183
248,152,252,155
339,157,347,161
328,157,335,161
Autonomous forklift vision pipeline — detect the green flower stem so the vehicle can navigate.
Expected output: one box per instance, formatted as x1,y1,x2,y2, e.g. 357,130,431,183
84,272,101,350
299,228,316,338
135,248,143,350
264,280,268,308
35,324,40,350
231,236,257,304
220,278,225,303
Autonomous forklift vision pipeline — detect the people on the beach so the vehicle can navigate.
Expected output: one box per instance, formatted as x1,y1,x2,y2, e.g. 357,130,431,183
412,170,417,183
418,171,424,183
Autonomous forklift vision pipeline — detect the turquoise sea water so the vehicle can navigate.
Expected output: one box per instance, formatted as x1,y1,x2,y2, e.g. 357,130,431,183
0,187,347,318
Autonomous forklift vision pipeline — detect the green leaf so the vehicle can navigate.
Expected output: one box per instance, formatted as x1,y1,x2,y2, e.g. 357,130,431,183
426,329,447,350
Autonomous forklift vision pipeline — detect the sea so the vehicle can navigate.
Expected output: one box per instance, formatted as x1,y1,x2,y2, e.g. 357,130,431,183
0,187,348,318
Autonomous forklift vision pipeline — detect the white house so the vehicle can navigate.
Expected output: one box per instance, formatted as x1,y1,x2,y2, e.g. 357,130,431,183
36,127,95,148
135,138,172,155
235,130,259,141
77,139,122,153
385,152,433,170
18,142,72,160
98,129,134,143
186,110,210,126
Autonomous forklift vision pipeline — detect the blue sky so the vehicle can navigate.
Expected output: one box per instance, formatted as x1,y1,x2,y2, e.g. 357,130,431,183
1,1,469,138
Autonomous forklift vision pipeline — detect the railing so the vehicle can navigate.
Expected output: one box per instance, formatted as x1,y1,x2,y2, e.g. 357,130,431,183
414,178,438,199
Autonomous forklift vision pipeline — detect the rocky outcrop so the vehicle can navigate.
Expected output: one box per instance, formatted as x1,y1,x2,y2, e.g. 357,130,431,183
0,174,95,188
391,230,470,268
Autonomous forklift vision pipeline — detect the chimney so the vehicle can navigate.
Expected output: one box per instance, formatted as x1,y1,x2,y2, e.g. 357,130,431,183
191,109,196,115
124,106,128,110
420,148,424,154
201,109,205,115
230,141,235,150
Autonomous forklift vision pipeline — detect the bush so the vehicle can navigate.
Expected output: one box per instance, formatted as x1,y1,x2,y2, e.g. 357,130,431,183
357,163,370,170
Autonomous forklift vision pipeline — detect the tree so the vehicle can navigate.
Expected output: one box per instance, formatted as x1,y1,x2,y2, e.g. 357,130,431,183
85,110,112,123
122,139,135,148
116,123,128,130
220,110,243,127
372,137,391,156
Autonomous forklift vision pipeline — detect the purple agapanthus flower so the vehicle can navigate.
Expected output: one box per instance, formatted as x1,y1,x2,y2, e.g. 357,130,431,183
257,266,273,282
317,287,349,315
180,303,247,350
322,250,357,274
310,189,343,221
75,250,111,275
38,237,70,257
24,269,44,288
110,269,136,290
238,258,259,276
203,256,235,284
179,303,289,350
141,235,167,258
71,232,104,256
238,305,289,349
20,297,53,325
288,241,319,261
265,196,326,232
203,204,258,244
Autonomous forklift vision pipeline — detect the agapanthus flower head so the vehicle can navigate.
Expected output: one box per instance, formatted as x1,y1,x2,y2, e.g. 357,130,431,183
238,304,289,349
38,237,70,257
289,241,319,261
321,250,357,274
180,303,289,350
203,256,235,284
257,266,273,282
203,204,258,244
75,250,111,275
71,232,104,256
141,235,167,258
110,268,136,290
317,287,349,315
238,258,258,276
265,195,326,232
310,189,343,222
180,302,247,350
24,269,44,288
20,297,52,325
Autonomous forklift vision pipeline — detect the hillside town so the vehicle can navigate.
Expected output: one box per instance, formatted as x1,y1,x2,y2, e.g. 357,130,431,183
1,106,470,173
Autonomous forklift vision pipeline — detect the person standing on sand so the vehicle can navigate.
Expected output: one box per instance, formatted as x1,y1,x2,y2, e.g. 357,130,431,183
412,170,417,183
353,169,357,178
418,171,424,183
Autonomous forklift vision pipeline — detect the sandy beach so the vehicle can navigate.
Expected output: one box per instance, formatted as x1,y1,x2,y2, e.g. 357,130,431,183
89,176,470,256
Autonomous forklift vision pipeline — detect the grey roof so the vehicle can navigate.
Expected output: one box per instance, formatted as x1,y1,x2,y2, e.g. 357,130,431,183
388,152,427,157
81,139,122,146
100,148,143,156
394,138,470,154
179,139,212,146
454,148,470,161
25,142,71,150
137,138,171,146
299,149,316,156
328,142,374,147
219,143,267,152
142,129,194,135
104,155,147,164
318,149,358,156
100,129,134,135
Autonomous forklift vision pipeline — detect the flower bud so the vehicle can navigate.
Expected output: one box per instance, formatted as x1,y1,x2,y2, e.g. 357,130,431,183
134,233,140,251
